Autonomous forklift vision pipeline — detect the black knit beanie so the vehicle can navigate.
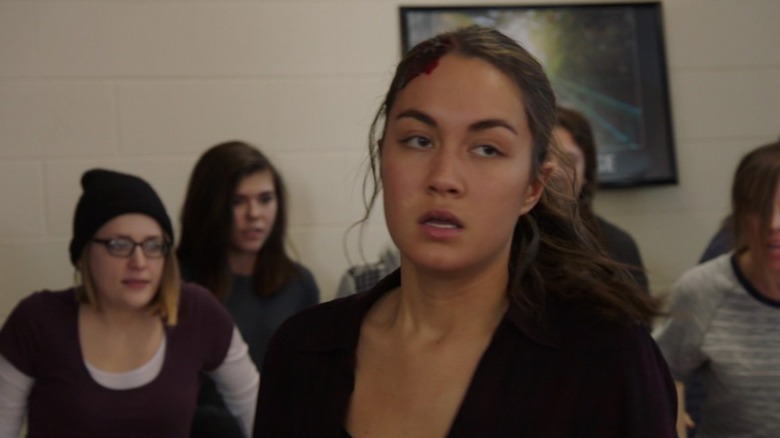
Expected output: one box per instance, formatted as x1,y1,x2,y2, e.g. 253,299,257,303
69,168,174,265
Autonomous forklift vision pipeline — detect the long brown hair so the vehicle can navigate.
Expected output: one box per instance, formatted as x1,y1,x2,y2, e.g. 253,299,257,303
553,106,620,258
177,141,297,299
361,26,658,325
555,106,598,209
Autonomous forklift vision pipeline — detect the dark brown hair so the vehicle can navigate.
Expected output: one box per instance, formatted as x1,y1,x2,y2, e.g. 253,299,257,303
177,141,297,299
553,105,618,255
555,106,598,208
362,26,658,325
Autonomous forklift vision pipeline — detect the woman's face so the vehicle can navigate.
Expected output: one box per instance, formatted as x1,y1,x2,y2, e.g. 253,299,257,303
88,213,166,312
747,178,780,273
381,54,545,275
230,170,278,256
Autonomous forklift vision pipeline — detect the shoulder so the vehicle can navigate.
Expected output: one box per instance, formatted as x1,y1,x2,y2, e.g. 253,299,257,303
656,255,735,340
1,289,76,337
292,263,317,286
177,282,232,326
180,281,221,308
174,283,234,341
587,322,677,432
173,283,234,365
267,273,396,356
285,263,320,300
0,288,77,374
676,253,732,284
264,292,375,366
5,288,76,321
508,295,653,353
596,216,639,248
554,315,675,404
506,302,676,413
559,310,656,352
669,254,733,307
275,295,355,344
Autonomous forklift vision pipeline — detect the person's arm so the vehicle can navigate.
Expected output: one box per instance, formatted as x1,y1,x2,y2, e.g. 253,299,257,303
653,266,719,438
674,380,696,438
0,354,33,438
207,328,260,438
619,327,679,437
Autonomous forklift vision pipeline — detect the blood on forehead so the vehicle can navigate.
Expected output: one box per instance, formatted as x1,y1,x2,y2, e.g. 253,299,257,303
422,58,440,75
399,37,455,88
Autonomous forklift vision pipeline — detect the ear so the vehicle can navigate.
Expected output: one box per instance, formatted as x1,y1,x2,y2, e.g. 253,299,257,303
519,161,553,215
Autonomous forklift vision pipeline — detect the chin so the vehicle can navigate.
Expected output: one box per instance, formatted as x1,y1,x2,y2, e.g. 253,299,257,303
238,240,265,254
237,247,262,257
408,253,472,274
768,259,780,272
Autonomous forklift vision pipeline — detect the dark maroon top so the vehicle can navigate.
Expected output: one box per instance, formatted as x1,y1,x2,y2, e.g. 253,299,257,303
0,283,233,438
254,270,677,437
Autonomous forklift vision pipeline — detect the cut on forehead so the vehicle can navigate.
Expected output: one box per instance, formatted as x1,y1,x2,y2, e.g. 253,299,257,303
361,26,556,223
387,54,530,139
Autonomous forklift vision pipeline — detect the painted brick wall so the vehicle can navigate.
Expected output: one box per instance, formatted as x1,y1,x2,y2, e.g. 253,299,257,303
1,0,779,320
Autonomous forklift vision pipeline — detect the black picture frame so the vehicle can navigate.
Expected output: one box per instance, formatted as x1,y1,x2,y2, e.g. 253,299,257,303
400,2,677,188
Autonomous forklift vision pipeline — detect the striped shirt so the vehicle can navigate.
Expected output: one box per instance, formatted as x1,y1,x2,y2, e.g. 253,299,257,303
654,254,780,437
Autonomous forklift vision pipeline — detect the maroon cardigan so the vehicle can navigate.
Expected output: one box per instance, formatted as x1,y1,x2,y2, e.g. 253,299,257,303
255,270,677,437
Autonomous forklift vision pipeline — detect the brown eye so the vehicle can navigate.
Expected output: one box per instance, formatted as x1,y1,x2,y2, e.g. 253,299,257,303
260,193,275,204
403,136,433,149
473,145,502,157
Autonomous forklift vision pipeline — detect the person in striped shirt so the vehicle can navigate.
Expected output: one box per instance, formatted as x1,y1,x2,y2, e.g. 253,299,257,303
655,136,780,437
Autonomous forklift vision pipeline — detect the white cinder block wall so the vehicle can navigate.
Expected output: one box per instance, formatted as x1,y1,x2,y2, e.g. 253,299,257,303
1,0,779,321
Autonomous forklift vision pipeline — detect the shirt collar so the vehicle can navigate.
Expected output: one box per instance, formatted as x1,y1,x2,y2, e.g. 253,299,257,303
297,269,567,353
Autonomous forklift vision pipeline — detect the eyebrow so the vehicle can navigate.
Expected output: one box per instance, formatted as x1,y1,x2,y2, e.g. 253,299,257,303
395,109,518,135
103,233,163,241
234,189,274,197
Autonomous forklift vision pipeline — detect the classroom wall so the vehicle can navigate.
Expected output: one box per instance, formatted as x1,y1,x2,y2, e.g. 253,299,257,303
1,0,779,319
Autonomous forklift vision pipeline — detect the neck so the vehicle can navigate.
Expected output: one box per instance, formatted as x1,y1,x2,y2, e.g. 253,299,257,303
385,258,510,340
229,251,256,275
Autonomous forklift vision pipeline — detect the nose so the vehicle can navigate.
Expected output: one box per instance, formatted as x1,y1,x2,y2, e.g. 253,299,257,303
426,147,464,196
772,205,780,231
247,199,262,218
128,245,148,269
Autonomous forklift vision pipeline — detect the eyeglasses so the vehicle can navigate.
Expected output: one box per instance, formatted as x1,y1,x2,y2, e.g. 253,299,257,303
91,237,169,259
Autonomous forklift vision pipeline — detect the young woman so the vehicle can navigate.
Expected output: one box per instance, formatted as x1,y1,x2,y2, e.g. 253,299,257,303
177,141,319,435
254,26,676,437
655,137,780,437
0,169,259,438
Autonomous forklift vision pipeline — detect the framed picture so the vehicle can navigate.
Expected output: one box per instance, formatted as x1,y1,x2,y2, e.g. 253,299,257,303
400,2,677,187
